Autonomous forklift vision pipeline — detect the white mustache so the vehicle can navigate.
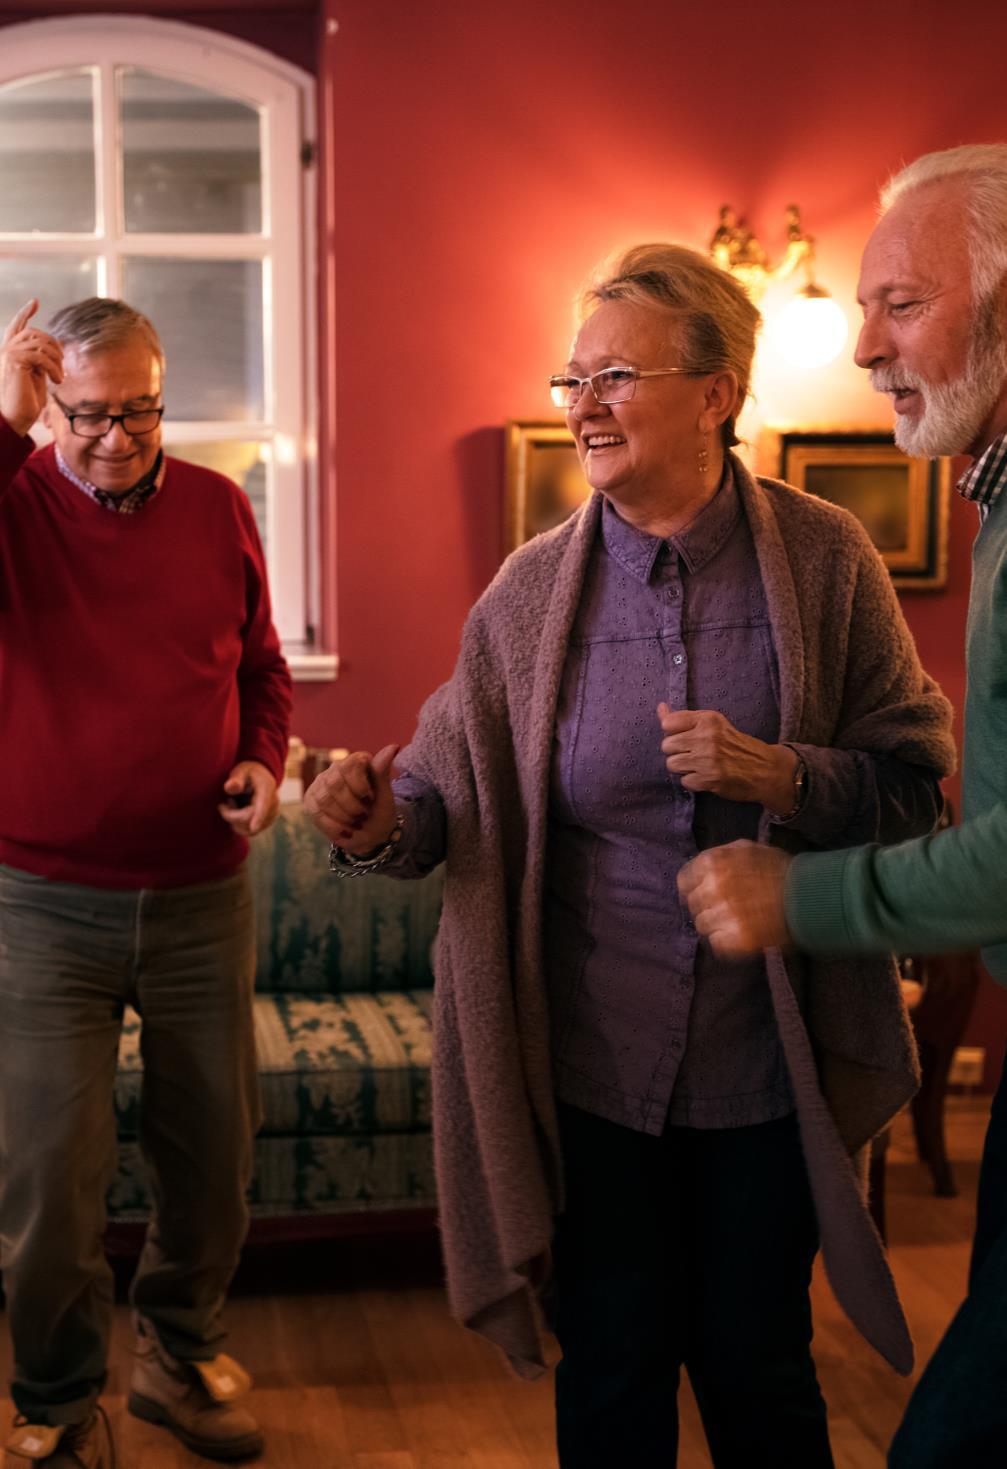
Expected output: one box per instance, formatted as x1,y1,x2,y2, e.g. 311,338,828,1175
870,367,927,394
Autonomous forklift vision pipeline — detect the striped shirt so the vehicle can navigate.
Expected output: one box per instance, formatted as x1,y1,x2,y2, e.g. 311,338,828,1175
957,429,1007,521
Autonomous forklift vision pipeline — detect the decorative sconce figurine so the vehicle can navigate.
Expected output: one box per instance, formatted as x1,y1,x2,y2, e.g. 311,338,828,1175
709,204,810,296
710,204,848,369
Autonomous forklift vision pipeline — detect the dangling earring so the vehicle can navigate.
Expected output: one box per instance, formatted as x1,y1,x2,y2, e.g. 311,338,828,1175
698,433,710,477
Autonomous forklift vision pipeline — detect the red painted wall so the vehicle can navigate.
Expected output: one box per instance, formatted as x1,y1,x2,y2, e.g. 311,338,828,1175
303,0,1007,754
3,0,1006,1083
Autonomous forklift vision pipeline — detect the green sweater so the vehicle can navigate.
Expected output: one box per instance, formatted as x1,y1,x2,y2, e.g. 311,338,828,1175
786,488,1007,984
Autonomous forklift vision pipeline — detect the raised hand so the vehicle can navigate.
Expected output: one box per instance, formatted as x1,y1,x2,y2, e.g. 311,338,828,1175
303,743,399,853
0,300,64,437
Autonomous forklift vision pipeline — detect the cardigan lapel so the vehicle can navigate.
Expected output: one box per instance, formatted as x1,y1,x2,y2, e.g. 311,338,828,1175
732,456,806,743
522,493,603,841
728,462,914,1372
765,948,915,1373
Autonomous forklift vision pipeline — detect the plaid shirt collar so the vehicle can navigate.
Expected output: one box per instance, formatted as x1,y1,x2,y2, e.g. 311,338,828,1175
957,428,1007,520
55,445,166,515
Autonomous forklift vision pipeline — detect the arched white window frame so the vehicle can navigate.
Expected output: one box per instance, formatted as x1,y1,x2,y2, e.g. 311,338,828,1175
0,15,330,676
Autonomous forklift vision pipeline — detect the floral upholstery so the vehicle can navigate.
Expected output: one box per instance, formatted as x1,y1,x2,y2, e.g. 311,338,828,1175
249,805,443,994
110,807,443,1223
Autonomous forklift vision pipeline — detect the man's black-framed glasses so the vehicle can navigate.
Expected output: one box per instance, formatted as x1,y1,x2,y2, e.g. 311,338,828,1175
549,366,700,409
53,395,165,439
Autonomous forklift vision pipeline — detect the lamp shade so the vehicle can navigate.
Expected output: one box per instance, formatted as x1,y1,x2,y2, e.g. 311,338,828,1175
773,284,848,369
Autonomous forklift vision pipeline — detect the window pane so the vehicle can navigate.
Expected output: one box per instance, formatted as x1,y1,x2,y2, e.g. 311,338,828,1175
123,258,264,421
121,69,262,234
167,440,269,549
0,257,98,337
0,72,96,234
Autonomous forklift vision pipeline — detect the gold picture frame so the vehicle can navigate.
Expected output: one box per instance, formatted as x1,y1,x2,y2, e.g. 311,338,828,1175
769,430,951,590
505,420,588,552
504,423,951,589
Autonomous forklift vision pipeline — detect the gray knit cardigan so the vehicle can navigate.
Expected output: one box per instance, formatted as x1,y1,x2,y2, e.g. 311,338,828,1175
401,454,956,1379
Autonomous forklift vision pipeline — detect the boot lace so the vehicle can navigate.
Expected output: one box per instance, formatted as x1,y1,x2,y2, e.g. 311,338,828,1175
63,1404,116,1469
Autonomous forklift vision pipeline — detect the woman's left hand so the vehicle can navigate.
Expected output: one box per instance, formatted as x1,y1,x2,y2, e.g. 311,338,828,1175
658,703,797,811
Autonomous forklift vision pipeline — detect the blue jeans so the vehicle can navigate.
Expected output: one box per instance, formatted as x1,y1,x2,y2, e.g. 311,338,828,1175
0,864,260,1427
551,1104,834,1469
889,1056,1007,1468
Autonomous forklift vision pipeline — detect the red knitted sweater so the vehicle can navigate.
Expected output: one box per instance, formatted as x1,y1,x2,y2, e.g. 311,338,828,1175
0,417,292,887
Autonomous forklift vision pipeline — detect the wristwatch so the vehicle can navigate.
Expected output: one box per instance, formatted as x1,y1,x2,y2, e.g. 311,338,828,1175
772,744,808,823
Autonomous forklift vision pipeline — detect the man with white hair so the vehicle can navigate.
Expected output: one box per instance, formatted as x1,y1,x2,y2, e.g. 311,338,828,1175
680,143,1007,1466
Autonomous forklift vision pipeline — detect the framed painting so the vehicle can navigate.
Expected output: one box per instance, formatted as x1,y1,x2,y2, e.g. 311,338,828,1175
771,430,951,590
504,420,589,552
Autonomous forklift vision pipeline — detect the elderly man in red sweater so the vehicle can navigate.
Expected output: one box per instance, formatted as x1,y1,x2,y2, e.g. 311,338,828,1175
0,297,292,1469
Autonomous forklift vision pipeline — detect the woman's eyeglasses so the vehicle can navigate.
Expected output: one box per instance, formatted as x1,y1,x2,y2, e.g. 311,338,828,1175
549,366,699,409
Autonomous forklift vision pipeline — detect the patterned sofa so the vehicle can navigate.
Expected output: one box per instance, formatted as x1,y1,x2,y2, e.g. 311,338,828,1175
108,807,443,1231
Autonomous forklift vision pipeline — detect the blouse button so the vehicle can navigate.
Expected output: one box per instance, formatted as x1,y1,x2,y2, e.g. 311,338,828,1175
673,653,685,665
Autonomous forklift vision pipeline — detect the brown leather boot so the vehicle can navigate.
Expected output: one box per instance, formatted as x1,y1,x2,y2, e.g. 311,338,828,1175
4,1408,114,1468
127,1319,263,1462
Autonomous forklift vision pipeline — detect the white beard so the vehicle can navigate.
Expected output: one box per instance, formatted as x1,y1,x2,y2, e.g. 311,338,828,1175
872,311,1007,459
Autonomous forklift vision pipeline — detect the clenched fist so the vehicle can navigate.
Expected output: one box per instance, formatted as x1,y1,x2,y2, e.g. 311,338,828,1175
303,743,399,854
677,840,794,958
658,702,798,812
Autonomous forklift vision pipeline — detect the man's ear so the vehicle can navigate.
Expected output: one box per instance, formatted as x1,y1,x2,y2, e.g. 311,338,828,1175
40,397,56,433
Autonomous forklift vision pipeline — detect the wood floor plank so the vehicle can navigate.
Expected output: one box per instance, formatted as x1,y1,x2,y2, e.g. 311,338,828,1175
0,1098,990,1467
408,1287,546,1468
360,1288,479,1466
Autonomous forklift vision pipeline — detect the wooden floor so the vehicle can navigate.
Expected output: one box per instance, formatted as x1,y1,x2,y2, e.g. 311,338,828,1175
0,1097,989,1467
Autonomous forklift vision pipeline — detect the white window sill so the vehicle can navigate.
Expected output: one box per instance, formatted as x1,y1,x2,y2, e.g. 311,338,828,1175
284,649,339,682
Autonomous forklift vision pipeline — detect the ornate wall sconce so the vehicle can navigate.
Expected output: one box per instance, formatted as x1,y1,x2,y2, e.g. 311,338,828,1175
710,204,848,369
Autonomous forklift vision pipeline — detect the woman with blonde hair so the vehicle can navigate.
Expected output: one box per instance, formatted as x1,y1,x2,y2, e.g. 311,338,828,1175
306,243,954,1467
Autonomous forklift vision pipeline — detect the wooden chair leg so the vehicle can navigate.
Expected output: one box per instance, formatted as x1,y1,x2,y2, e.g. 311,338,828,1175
907,948,980,1200
910,1041,934,1164
912,1049,958,1197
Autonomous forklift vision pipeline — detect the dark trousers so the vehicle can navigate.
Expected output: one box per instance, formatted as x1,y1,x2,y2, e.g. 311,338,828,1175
0,864,260,1427
551,1104,834,1469
889,1056,1007,1468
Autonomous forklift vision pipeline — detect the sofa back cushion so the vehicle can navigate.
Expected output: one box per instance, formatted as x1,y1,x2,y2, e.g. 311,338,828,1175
248,807,443,993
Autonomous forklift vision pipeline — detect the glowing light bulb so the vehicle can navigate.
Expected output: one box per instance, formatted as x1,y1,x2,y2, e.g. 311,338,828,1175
773,285,848,369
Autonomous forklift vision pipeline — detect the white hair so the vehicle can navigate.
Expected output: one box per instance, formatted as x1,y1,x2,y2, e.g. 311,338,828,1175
881,143,1007,306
